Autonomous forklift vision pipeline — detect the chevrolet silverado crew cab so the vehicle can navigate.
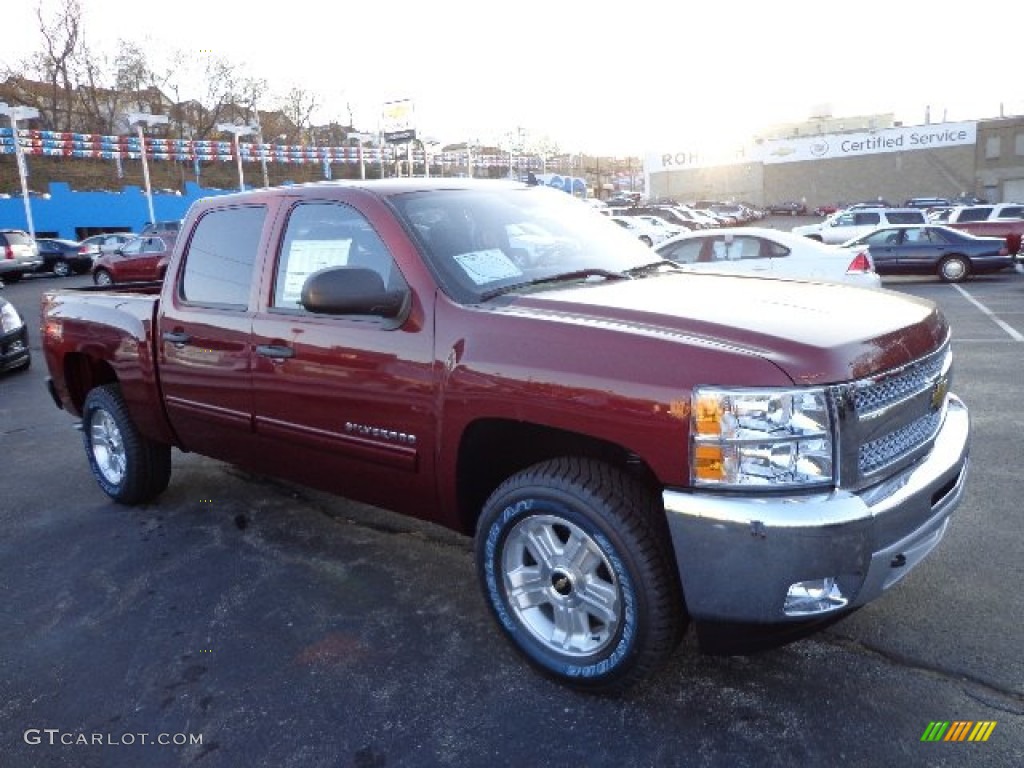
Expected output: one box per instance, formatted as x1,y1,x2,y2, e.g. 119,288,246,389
41,179,970,692
793,208,927,244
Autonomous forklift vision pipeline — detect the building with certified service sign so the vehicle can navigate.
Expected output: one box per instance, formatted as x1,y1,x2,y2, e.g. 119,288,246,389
646,114,1024,208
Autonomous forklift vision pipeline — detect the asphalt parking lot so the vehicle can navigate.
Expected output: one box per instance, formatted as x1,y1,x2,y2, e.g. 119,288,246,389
1,241,1022,767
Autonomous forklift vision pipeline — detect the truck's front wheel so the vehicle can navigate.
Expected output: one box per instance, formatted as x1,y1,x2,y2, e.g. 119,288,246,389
475,458,685,693
82,384,171,504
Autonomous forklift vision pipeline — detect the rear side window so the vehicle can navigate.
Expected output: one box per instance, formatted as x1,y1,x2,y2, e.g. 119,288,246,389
853,212,881,226
0,231,31,246
886,211,926,224
957,207,992,222
180,206,266,309
996,206,1024,219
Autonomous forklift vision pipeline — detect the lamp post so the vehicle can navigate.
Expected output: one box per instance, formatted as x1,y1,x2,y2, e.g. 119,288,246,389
0,103,41,239
216,123,256,191
126,112,169,227
250,113,269,188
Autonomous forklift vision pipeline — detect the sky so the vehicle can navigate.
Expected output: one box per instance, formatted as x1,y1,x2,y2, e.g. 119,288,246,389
6,0,1024,157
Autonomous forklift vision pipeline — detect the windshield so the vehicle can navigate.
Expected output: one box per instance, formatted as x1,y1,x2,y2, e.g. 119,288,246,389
390,185,659,303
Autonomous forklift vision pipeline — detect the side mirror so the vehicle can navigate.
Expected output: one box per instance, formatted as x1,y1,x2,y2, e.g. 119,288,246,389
300,266,407,318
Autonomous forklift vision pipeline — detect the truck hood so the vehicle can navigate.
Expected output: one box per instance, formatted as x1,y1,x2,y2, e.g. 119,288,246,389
495,272,948,384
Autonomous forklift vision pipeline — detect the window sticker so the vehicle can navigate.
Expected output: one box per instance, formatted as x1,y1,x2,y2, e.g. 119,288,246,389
281,239,352,305
452,249,523,285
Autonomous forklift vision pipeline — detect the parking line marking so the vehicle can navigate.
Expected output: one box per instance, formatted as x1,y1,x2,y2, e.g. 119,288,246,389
951,284,1024,342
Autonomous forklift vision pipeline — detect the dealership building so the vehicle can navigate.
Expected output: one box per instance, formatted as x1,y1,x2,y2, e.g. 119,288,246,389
644,113,1024,208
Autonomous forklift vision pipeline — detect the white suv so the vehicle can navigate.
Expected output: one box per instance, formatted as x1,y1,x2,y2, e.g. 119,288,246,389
792,208,927,244
946,203,1024,223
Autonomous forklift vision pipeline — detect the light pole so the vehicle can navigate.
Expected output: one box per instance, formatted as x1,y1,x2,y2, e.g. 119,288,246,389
216,123,256,191
0,103,41,239
126,112,169,227
250,113,269,188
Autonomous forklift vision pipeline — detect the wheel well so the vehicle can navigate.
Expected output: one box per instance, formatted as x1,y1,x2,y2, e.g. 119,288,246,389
63,353,117,413
455,419,659,535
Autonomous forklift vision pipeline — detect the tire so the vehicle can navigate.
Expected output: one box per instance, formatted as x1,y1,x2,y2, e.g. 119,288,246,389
475,458,685,693
938,255,969,283
93,269,113,286
81,384,171,504
52,259,72,278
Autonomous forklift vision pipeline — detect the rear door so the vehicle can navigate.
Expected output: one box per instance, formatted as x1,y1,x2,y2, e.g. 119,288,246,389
157,203,273,465
854,228,901,273
894,226,946,270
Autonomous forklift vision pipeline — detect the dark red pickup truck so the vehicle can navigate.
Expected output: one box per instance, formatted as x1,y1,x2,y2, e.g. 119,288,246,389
42,179,971,692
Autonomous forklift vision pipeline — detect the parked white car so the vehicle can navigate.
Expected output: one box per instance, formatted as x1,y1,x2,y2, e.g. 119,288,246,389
792,208,927,244
655,227,881,289
609,215,678,246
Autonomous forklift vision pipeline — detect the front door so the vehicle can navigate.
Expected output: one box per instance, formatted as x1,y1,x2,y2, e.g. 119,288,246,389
250,199,438,518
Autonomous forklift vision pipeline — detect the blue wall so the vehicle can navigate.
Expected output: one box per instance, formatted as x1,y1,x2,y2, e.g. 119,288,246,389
0,182,238,240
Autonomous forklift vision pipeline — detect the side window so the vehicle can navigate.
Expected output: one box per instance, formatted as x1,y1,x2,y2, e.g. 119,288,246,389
887,212,926,224
180,205,265,309
958,207,991,222
997,206,1024,219
273,201,402,311
853,212,881,226
660,240,703,264
765,240,789,257
712,237,761,260
863,230,897,246
834,213,855,227
122,239,143,256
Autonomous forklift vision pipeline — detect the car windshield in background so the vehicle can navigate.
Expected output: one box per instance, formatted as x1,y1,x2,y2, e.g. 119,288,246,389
390,185,657,303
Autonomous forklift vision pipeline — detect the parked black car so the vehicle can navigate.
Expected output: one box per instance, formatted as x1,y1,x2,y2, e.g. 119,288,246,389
766,201,807,216
0,294,31,373
842,224,1015,283
34,238,93,277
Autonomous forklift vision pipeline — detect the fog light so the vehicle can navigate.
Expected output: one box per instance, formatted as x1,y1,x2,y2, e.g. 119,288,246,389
784,577,849,616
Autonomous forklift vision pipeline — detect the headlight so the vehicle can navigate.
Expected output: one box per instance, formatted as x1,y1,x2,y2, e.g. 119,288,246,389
691,387,834,489
0,302,25,333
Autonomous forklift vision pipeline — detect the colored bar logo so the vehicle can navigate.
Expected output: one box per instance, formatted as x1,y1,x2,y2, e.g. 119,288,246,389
921,721,997,742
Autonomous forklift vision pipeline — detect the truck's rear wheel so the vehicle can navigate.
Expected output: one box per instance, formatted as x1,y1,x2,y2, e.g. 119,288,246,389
475,458,685,693
82,384,171,504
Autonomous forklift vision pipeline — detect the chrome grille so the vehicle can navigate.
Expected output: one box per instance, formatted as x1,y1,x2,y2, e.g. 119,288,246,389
854,354,946,415
834,342,952,488
860,410,943,475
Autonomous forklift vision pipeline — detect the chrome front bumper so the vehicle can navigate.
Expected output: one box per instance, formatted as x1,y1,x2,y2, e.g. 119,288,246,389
662,394,970,623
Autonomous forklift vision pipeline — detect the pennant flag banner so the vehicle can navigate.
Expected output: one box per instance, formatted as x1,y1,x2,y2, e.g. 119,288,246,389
0,128,547,169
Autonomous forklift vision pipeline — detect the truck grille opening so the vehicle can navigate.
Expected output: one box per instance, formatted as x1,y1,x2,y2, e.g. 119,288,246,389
836,343,952,487
854,353,946,415
860,410,942,475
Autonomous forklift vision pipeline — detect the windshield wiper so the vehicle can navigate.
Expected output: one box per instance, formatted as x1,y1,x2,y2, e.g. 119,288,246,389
623,260,683,277
479,269,630,301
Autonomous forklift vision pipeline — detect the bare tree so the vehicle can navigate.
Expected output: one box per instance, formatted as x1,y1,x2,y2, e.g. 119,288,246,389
1,0,83,130
280,86,320,144
75,38,163,135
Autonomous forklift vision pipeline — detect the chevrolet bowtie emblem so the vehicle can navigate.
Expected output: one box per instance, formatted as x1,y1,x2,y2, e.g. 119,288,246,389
931,375,950,411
